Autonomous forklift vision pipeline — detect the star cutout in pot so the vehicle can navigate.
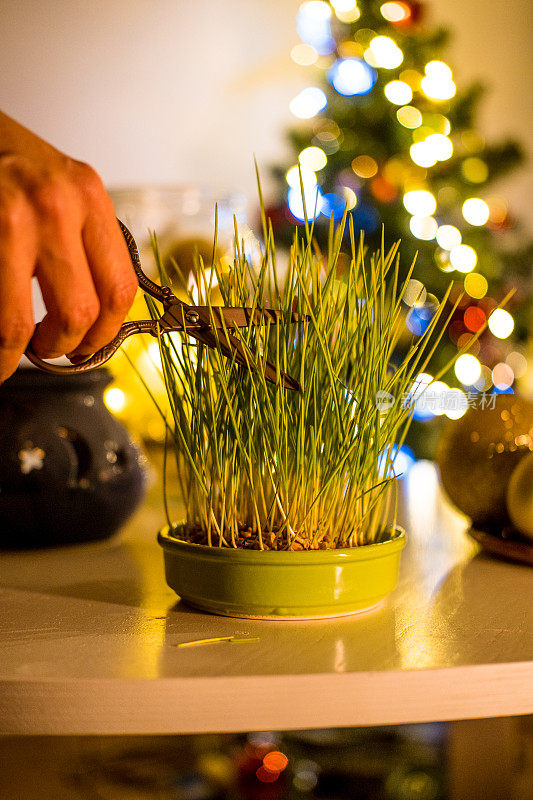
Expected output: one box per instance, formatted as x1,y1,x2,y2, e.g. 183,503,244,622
18,446,45,475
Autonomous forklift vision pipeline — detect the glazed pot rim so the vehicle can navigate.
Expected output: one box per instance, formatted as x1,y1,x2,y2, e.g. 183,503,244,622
158,524,405,564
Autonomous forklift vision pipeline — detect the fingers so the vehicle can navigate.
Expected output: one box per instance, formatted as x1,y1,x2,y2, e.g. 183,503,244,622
0,191,37,382
32,227,101,360
65,165,137,359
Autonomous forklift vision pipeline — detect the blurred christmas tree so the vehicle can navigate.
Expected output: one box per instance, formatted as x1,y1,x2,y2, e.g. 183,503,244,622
269,0,533,452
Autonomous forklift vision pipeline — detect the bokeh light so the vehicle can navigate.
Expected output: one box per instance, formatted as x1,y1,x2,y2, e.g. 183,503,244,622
328,57,377,95
462,198,490,226
352,155,378,178
263,751,289,772
104,387,127,413
421,61,456,100
492,362,514,390
384,80,412,105
331,0,361,22
464,272,488,299
403,279,426,306
297,1,335,54
436,224,461,250
366,36,404,69
463,305,486,332
409,215,438,240
506,351,527,379
380,1,411,22
287,185,324,221
286,164,317,189
445,388,468,420
396,106,423,128
461,157,489,183
290,86,327,118
424,133,453,161
488,308,514,339
403,189,436,216
291,43,319,66
455,353,481,385
450,244,477,272
299,146,327,171
341,185,358,209
321,192,347,218
410,141,438,167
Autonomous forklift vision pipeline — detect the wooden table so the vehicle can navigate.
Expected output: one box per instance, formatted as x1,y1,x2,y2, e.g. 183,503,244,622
1,459,532,742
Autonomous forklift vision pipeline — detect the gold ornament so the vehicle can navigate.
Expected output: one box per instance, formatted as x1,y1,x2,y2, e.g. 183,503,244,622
506,452,533,541
436,396,533,528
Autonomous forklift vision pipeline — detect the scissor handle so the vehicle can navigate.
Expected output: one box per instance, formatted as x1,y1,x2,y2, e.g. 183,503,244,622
24,219,168,375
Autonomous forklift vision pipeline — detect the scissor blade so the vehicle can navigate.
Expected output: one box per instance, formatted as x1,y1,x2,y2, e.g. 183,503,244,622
187,325,300,391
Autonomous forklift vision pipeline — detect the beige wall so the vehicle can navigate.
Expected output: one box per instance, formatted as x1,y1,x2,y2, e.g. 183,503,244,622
0,0,531,224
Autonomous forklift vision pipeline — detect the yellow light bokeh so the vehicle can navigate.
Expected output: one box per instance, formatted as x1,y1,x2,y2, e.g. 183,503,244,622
300,1,332,20
341,185,358,209
299,146,327,171
461,157,489,184
289,87,327,119
409,215,438,240
421,63,456,101
366,36,403,69
450,244,477,272
445,388,468,420
352,154,378,178
488,308,514,339
403,189,436,216
332,0,361,22
424,133,453,161
104,387,127,414
291,43,319,66
384,80,413,105
397,105,423,129
464,272,488,299
399,69,422,90
436,224,461,250
410,141,437,167
285,164,317,189
455,353,482,386
462,197,490,226
380,1,410,22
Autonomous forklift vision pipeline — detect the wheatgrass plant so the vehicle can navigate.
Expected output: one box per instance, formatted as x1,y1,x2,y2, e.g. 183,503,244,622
143,187,503,551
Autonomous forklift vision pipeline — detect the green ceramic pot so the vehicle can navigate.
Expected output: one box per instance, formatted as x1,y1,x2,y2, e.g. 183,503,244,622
158,525,405,619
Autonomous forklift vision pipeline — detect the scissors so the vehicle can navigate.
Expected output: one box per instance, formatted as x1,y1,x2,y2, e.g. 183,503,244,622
25,220,302,391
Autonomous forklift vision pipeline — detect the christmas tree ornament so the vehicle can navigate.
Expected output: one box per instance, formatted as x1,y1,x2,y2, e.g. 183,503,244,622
506,452,533,541
436,396,533,529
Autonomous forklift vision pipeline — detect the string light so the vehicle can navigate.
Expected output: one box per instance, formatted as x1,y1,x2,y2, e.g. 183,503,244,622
455,354,481,385
488,308,514,339
449,244,477,272
290,87,327,118
409,215,438,240
396,106,423,128
462,198,490,226
384,80,413,105
365,36,404,69
403,189,436,216
436,224,461,250
299,146,327,171
328,58,377,95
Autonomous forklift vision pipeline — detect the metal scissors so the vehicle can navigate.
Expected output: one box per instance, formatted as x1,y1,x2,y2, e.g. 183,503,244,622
25,220,302,391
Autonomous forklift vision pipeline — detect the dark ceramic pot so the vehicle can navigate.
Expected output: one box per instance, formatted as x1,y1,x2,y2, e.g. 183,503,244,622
0,368,147,548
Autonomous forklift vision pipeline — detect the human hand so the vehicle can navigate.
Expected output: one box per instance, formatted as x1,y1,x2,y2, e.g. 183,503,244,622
0,111,137,382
